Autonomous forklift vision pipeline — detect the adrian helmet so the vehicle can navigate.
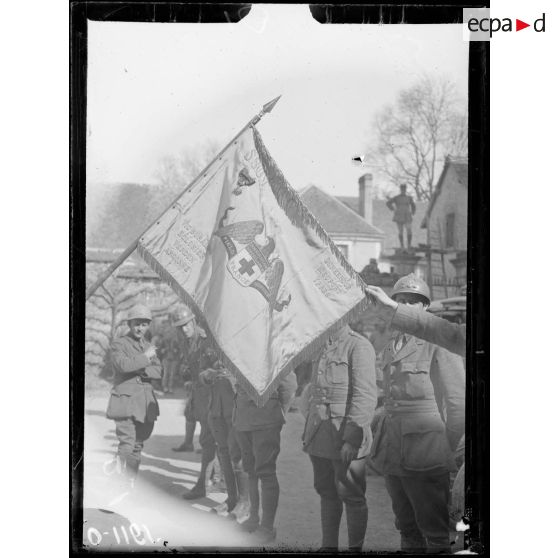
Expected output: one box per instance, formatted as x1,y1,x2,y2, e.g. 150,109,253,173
126,304,152,322
391,273,431,305
173,307,195,327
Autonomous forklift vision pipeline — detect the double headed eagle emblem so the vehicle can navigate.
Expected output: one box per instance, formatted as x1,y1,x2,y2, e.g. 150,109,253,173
213,168,291,313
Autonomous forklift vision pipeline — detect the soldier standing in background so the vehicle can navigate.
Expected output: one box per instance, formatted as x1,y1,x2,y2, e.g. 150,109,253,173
369,274,465,553
386,183,416,250
365,284,466,357
169,307,220,500
233,372,297,544
300,324,376,551
106,304,162,491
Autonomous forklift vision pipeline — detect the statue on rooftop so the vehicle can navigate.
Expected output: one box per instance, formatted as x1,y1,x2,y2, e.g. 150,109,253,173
386,183,416,250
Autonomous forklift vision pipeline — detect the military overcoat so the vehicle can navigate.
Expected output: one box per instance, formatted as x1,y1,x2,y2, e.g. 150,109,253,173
233,372,297,432
369,334,465,477
301,326,377,461
106,333,162,424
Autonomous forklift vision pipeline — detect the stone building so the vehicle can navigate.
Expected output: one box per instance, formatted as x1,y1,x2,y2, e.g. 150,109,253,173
299,178,385,272
421,156,468,299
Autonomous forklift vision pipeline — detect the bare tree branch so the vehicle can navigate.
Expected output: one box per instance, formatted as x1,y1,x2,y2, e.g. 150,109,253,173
367,75,467,201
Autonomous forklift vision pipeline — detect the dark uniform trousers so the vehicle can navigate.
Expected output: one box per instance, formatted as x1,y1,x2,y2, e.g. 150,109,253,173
198,417,217,465
114,419,155,476
310,455,368,549
202,374,240,506
384,473,450,553
302,326,377,550
232,372,296,531
107,333,161,481
209,417,241,463
182,333,220,473
235,426,282,530
182,385,216,495
370,334,465,554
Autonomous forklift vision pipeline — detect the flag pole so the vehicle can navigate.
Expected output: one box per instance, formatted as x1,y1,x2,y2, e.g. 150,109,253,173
85,95,282,301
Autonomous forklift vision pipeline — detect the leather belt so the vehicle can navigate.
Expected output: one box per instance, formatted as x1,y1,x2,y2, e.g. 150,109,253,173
384,399,438,415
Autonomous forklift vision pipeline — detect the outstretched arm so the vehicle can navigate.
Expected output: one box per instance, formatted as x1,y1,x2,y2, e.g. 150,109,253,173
364,286,466,357
392,305,466,357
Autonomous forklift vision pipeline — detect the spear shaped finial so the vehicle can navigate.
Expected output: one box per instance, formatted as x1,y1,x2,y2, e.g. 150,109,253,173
262,95,282,114
87,94,284,301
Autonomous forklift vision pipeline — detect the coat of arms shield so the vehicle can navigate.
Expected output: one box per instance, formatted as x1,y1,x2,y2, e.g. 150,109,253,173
227,247,265,287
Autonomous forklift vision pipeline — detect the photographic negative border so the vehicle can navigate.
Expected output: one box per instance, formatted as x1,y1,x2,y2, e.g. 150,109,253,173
71,2,489,554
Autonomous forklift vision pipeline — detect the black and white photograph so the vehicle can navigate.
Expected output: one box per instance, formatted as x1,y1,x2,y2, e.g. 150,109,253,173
73,3,486,553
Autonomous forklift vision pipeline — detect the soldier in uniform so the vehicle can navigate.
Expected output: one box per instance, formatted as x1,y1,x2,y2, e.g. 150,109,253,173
198,364,243,515
233,372,297,544
172,309,197,453
300,324,377,551
171,307,220,500
369,274,465,553
365,284,466,357
386,183,416,250
106,303,162,488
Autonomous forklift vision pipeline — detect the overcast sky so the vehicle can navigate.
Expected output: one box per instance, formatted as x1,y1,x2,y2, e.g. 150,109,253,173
87,4,468,198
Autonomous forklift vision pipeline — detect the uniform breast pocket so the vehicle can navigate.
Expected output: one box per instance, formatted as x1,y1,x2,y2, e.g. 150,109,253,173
401,362,430,399
326,360,348,384
400,415,450,472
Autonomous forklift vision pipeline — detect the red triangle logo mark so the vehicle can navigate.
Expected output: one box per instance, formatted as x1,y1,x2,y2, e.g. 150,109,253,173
516,19,530,31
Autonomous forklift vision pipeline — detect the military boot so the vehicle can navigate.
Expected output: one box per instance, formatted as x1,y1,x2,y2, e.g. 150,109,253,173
230,470,250,522
346,502,368,551
400,529,427,554
182,476,206,500
173,419,195,452
238,475,260,532
319,497,343,551
182,458,212,500
259,474,279,533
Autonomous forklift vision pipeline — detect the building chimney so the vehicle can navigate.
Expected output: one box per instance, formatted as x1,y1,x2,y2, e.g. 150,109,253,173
358,174,373,225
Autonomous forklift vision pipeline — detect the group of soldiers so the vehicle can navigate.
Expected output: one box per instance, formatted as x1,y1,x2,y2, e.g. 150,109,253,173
105,272,466,552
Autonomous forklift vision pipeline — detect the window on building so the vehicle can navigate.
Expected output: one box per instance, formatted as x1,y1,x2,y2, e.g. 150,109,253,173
446,213,455,249
336,244,349,259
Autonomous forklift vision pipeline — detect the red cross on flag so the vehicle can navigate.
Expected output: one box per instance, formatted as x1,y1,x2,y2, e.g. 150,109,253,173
137,126,369,404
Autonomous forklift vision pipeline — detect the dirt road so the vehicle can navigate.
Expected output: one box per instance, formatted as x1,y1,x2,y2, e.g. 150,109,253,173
81,392,400,552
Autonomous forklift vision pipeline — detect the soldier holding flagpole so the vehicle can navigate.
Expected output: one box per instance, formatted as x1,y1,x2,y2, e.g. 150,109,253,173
87,97,378,548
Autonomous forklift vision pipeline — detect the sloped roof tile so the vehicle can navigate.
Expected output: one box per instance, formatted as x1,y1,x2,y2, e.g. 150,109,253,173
299,185,385,238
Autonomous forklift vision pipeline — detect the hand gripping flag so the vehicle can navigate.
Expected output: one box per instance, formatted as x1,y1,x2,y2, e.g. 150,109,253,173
137,127,370,405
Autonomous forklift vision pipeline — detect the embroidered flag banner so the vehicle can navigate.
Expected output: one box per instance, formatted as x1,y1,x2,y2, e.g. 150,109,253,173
137,127,369,404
